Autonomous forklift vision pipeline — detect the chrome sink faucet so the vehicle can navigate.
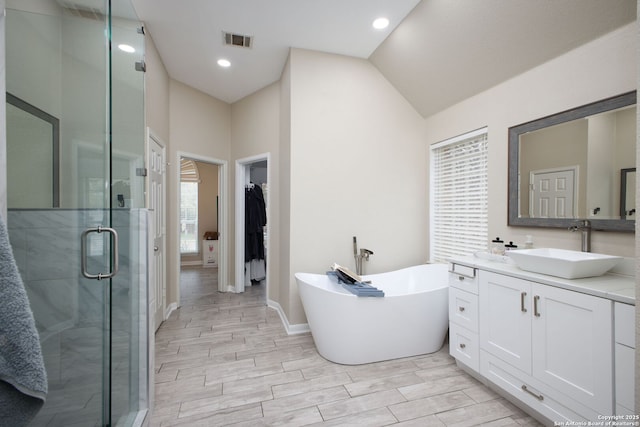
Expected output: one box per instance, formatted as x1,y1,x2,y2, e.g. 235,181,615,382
568,219,591,252
353,236,374,275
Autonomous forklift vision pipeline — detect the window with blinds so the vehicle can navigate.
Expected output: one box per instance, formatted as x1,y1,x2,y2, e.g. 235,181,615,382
430,128,488,263
180,158,200,254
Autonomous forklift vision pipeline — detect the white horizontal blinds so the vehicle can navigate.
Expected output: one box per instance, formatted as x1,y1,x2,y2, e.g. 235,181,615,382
431,129,488,263
180,158,200,182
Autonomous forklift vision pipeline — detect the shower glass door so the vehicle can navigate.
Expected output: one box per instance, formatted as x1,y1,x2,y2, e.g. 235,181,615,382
5,0,147,425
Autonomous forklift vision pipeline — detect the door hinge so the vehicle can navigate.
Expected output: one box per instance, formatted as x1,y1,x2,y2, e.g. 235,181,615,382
137,26,145,35
135,60,146,72
136,168,148,177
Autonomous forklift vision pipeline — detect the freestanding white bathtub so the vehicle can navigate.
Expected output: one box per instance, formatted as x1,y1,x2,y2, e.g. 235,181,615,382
295,263,449,365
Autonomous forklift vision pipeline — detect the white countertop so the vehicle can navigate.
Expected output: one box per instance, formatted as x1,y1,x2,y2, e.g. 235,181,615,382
449,255,636,305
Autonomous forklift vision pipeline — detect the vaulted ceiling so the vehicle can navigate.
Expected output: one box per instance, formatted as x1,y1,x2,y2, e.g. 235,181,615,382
131,0,636,117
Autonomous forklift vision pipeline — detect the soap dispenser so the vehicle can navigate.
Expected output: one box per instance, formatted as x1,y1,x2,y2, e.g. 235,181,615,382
490,237,505,255
524,235,533,249
504,241,518,251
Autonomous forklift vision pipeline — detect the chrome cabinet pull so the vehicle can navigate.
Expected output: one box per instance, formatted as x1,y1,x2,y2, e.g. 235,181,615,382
520,292,527,312
81,226,119,280
521,385,544,401
449,266,476,280
533,295,541,317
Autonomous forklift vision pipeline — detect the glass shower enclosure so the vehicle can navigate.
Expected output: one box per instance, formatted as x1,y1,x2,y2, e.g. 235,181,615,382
5,0,148,425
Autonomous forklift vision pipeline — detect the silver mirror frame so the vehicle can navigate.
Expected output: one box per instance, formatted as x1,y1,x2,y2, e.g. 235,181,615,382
508,91,636,232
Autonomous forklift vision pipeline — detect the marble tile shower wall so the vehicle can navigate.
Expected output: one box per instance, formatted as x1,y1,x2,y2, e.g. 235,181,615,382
7,208,148,425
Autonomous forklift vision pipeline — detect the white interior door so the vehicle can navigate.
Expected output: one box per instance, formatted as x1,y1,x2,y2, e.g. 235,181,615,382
530,168,576,218
149,133,166,330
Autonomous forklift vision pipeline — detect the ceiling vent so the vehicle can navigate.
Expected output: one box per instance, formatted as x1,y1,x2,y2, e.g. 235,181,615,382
223,32,253,49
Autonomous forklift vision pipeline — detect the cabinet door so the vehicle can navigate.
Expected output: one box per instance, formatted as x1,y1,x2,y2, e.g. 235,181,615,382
479,272,532,374
532,283,613,415
616,343,635,414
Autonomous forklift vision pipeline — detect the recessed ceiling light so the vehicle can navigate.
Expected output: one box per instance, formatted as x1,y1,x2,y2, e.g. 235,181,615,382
217,59,231,68
118,44,135,53
372,17,389,30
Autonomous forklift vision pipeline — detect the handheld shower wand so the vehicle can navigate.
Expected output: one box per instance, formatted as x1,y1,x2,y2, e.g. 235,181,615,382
353,236,373,275
353,236,359,272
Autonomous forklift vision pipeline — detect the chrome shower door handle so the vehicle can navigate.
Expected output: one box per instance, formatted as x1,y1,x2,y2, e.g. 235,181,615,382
81,226,119,280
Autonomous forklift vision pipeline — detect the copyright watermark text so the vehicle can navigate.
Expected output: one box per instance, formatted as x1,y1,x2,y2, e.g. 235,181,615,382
554,416,640,427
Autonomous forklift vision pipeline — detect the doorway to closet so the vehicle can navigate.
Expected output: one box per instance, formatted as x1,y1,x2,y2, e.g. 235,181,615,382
235,154,270,295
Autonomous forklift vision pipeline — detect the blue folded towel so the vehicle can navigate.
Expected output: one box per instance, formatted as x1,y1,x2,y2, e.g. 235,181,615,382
327,271,384,297
0,215,47,425
341,283,384,297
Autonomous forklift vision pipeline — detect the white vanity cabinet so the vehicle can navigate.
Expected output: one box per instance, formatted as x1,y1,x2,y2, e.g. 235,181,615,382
447,257,635,424
479,271,613,420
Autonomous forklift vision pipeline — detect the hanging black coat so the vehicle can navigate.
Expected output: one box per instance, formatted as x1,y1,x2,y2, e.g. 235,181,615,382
245,184,266,262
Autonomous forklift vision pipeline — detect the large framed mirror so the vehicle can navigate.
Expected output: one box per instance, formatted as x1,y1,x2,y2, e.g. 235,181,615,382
6,92,60,208
508,91,636,232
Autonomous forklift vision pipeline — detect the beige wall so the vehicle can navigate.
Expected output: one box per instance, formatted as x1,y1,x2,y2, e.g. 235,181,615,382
144,33,170,143
231,82,281,302
168,80,231,303
286,48,427,324
279,56,292,317
423,22,636,258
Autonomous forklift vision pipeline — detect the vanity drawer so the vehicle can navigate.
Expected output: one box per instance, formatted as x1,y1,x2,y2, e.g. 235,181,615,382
448,263,478,294
481,351,590,423
449,287,479,333
449,322,479,372
615,302,635,348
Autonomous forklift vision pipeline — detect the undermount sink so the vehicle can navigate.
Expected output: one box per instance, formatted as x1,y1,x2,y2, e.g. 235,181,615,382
507,248,622,279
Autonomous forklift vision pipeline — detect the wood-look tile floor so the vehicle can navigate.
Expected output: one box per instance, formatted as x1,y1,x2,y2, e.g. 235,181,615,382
150,266,542,427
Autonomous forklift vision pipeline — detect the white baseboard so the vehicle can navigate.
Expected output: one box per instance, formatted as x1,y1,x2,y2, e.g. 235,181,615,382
267,299,310,335
164,302,177,320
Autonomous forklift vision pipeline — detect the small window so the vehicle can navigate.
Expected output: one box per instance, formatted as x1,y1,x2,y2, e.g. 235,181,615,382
180,159,199,254
430,128,488,263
